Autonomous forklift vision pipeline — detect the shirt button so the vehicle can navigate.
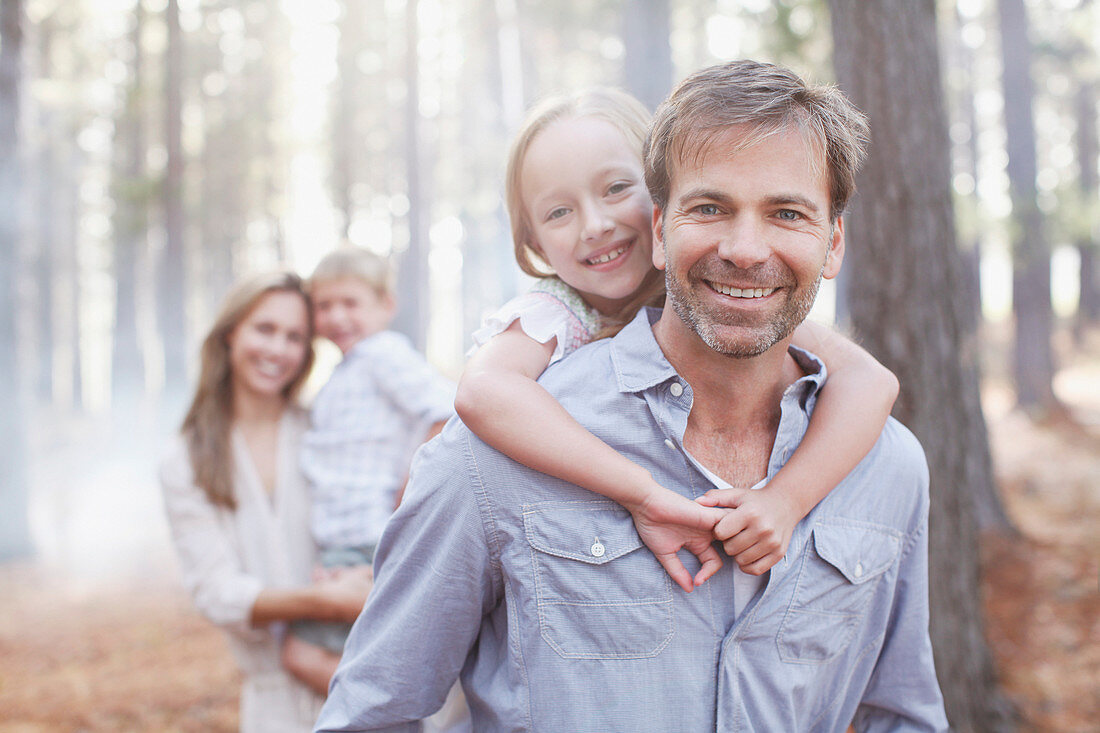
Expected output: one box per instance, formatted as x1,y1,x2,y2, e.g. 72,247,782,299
591,539,605,557
669,382,684,397
664,438,676,450
854,562,864,578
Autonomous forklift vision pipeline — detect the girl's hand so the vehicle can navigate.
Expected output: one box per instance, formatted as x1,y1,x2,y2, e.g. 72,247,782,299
627,486,727,593
696,486,799,575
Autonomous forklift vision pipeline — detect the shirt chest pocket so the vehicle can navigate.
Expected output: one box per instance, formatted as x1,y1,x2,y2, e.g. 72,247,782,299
522,501,674,660
777,519,902,664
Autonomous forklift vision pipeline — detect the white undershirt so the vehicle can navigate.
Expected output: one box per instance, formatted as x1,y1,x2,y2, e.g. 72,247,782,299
694,462,769,620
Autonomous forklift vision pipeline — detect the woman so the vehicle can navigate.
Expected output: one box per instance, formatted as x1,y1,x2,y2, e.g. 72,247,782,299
160,271,371,732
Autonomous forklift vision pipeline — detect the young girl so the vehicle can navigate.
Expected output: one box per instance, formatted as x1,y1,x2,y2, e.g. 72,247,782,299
454,88,899,593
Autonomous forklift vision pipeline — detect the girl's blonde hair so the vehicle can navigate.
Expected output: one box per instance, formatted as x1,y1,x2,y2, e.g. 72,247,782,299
180,270,315,510
505,87,665,333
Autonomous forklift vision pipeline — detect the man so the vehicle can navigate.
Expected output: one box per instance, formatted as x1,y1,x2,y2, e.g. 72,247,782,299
316,60,948,732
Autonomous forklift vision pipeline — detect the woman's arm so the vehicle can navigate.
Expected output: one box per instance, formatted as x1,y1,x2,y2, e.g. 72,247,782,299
250,566,373,627
161,446,372,631
701,321,899,574
456,322,725,592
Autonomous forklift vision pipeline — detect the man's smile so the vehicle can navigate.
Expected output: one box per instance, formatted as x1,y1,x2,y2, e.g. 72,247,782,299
705,281,779,299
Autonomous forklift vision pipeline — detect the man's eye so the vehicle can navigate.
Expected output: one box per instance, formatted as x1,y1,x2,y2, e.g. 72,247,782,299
777,209,801,221
696,204,720,216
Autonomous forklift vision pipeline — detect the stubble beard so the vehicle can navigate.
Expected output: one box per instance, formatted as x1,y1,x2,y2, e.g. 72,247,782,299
664,257,824,359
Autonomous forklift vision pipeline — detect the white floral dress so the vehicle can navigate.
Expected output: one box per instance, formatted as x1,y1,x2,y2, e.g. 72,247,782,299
471,277,603,365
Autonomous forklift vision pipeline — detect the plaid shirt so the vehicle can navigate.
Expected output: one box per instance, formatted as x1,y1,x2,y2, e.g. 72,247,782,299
300,330,455,550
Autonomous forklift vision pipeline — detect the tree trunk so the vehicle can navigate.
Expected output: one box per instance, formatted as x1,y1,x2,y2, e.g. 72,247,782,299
160,0,187,393
1074,78,1098,332
332,0,365,242
997,0,1057,413
621,0,671,112
33,18,54,405
0,0,33,560
112,1,147,409
392,0,428,349
951,2,984,336
827,1,1015,730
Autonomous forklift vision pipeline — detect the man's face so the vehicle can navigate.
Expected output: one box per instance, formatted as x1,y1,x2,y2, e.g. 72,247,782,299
652,125,844,358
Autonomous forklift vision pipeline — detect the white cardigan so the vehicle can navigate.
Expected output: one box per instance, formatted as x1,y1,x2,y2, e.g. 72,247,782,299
160,407,322,732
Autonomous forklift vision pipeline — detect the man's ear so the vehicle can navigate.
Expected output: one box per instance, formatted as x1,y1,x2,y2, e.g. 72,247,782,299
823,217,845,280
651,205,667,271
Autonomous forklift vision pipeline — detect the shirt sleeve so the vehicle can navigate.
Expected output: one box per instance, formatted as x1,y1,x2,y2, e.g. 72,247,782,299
363,332,456,424
852,466,950,733
469,292,584,367
159,442,266,640
315,425,499,732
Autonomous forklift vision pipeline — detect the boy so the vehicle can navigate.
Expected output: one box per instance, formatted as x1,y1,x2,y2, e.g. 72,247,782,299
282,247,455,693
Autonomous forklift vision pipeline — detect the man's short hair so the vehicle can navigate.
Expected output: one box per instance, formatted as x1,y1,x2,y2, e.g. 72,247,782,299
309,246,394,296
644,59,870,222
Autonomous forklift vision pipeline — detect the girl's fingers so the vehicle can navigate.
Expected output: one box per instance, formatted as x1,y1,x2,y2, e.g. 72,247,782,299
654,552,695,594
692,544,724,586
714,512,748,543
695,488,748,508
737,551,780,576
732,542,770,570
722,528,761,559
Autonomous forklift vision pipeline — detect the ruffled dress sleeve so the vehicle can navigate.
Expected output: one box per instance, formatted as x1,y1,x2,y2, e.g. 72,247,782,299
470,278,603,366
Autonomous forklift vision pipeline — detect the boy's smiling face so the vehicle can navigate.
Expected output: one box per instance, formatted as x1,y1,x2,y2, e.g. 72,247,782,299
311,276,395,354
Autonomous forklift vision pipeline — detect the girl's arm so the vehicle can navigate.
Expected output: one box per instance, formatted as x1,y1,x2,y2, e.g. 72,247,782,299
456,322,726,592
699,321,899,575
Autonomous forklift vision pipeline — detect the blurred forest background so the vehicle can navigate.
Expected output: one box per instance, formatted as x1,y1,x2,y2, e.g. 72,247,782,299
0,0,1097,731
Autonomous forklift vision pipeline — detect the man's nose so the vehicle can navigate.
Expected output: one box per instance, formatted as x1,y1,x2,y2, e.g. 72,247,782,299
717,217,771,268
580,203,614,242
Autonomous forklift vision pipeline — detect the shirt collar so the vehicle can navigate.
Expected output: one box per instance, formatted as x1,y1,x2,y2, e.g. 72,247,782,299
609,307,682,393
609,307,829,408
342,330,387,362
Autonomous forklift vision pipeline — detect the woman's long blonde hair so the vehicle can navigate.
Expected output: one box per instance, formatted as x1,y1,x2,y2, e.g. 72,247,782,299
180,271,315,510
505,87,666,335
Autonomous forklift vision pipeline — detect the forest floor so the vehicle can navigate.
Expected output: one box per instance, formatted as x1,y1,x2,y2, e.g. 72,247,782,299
0,333,1098,732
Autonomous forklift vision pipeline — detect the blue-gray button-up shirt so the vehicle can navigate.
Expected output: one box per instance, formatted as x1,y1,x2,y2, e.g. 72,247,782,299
316,308,948,733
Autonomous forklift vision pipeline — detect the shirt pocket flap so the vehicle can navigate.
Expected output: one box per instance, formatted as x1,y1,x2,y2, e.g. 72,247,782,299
523,502,644,565
812,520,901,585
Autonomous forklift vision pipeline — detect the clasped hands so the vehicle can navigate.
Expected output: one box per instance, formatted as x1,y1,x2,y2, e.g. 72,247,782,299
629,485,799,594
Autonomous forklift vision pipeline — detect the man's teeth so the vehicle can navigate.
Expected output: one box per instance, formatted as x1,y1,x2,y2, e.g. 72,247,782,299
709,283,777,299
587,244,627,265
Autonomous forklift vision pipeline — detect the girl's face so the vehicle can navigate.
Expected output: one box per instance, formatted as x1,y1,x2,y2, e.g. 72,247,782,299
521,116,654,316
226,290,311,402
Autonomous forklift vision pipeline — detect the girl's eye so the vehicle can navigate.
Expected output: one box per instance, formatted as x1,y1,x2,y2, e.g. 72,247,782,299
255,322,276,335
547,207,569,221
607,181,631,195
777,209,801,221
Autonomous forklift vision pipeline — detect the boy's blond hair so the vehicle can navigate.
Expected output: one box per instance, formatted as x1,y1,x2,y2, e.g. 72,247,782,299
309,246,395,296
